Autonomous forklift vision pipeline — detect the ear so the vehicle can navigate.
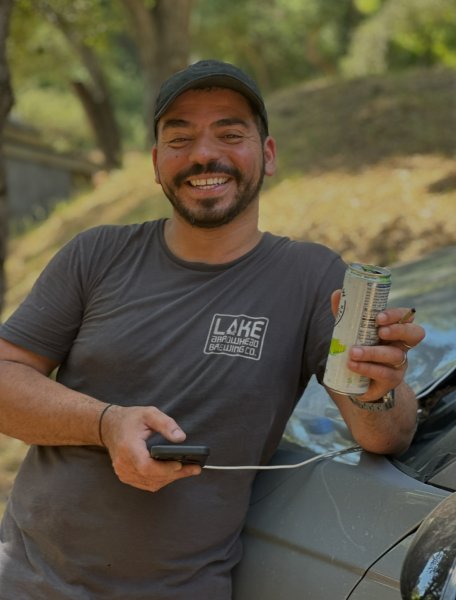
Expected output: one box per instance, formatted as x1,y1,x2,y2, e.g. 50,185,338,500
263,136,277,177
152,146,160,184
331,290,342,318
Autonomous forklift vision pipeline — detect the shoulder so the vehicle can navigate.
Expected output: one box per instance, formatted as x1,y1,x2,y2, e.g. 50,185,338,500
60,221,163,264
265,232,343,267
73,220,161,248
263,233,347,292
45,220,163,279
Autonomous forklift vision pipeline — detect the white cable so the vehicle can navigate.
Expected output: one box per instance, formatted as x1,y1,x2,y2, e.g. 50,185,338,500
203,445,362,471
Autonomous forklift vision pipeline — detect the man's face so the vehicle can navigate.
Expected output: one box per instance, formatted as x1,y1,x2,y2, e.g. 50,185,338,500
153,88,276,228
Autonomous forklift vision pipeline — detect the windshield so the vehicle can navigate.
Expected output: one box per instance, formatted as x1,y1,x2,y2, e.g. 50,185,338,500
387,246,456,398
283,246,456,477
394,373,456,484
283,371,456,483
283,376,357,455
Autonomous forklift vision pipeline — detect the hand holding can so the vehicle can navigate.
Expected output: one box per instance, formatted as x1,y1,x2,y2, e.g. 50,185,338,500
323,263,391,396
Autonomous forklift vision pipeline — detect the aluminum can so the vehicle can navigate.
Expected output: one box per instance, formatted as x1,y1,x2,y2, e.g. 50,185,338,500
323,263,391,396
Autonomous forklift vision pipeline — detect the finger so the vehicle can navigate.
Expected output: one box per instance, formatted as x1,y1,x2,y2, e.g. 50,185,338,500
391,352,407,369
377,307,415,326
147,462,202,492
330,289,342,318
118,466,201,493
350,344,408,368
399,342,414,351
144,406,186,443
151,460,202,481
347,356,403,392
378,322,425,347
114,454,201,492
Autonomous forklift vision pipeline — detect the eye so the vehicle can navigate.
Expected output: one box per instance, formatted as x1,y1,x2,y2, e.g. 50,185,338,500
167,137,192,148
221,132,244,143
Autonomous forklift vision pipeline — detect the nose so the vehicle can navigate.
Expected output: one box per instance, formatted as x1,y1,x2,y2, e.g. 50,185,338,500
188,132,221,165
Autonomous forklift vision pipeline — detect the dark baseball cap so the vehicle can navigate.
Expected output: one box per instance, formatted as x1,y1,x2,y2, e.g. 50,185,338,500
153,59,269,136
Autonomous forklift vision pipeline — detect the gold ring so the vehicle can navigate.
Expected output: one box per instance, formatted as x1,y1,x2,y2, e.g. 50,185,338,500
393,352,408,369
401,343,414,350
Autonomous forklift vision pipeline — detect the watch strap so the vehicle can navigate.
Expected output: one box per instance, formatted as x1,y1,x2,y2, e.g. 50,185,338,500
349,390,396,412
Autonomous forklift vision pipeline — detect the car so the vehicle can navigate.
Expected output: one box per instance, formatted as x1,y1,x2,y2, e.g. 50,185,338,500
232,245,456,600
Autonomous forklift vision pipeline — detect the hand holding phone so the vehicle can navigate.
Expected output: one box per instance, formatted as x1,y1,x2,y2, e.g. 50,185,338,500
149,444,210,467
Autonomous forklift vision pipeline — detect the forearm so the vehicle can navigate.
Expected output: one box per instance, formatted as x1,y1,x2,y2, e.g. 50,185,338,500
324,303,425,455
0,360,106,446
332,382,418,455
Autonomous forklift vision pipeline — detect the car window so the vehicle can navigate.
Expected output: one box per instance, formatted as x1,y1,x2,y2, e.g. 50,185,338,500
283,376,356,455
284,372,456,485
393,378,456,486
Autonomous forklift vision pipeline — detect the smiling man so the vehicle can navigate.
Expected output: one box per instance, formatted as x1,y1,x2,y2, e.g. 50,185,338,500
153,87,273,231
0,60,424,599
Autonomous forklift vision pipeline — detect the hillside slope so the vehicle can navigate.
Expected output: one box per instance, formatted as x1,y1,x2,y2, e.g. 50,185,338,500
268,67,455,174
260,67,456,263
3,67,456,320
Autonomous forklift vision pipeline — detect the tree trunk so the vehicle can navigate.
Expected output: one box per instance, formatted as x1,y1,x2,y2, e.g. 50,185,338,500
0,0,14,318
72,80,122,170
122,0,193,144
37,1,122,169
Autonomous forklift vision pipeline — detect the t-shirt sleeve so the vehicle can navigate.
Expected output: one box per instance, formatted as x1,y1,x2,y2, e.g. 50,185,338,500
301,252,346,385
0,235,88,362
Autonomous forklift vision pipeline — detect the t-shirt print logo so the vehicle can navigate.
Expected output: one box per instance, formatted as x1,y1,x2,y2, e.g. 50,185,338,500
204,314,269,361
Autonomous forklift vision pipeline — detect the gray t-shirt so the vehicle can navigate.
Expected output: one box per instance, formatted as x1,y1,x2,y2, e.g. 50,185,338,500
0,219,345,599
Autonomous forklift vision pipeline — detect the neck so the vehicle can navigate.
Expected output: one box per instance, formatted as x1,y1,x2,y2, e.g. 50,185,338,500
164,209,262,264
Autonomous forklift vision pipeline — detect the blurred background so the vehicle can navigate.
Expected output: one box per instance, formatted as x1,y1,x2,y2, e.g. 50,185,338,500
0,0,455,510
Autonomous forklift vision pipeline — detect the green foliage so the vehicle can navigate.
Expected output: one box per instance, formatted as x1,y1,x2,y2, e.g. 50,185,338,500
7,0,456,155
106,50,145,149
8,1,93,150
10,0,126,83
191,0,362,90
9,1,79,87
354,0,383,15
12,88,92,152
192,0,456,86
343,0,456,75
9,0,144,149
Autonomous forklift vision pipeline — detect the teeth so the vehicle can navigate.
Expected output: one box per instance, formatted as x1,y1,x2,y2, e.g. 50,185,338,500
189,177,228,187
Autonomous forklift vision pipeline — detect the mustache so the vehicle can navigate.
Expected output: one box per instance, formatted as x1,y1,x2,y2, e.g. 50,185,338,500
173,161,241,186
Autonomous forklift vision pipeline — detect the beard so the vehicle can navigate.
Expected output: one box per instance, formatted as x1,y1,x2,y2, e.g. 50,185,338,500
159,160,265,229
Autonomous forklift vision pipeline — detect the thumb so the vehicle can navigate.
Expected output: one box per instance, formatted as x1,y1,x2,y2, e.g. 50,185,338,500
145,406,186,443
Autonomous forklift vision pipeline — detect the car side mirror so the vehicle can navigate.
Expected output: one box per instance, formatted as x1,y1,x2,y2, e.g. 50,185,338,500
400,492,456,599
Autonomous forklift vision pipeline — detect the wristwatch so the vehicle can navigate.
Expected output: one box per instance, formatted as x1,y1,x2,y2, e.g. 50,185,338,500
349,390,396,412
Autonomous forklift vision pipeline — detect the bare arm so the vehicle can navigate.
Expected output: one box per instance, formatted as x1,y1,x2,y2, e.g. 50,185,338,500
0,338,102,446
0,338,200,490
326,292,425,455
328,381,418,455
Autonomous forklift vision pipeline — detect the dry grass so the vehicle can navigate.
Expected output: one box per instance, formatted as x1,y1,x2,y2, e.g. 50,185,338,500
260,154,456,266
0,67,455,514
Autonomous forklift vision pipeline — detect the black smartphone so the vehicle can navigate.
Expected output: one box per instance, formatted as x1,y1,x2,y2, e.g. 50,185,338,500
149,444,210,467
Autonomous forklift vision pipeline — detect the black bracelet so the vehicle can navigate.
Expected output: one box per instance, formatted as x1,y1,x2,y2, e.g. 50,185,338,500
98,404,114,447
